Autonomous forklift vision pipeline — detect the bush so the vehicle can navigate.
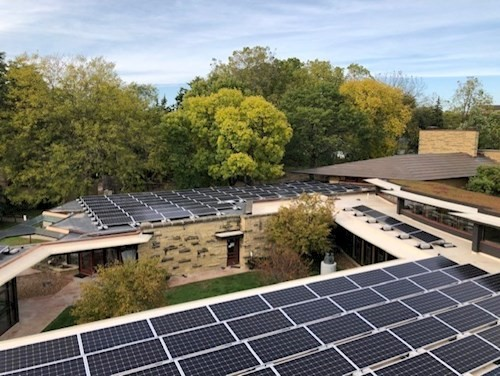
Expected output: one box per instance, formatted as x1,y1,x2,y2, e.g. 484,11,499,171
256,246,312,284
72,258,169,324
467,165,500,196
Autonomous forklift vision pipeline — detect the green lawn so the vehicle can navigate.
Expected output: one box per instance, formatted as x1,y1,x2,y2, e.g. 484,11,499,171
43,271,268,332
1,236,49,246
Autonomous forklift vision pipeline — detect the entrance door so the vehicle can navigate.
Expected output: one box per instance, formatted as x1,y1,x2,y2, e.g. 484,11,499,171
79,251,93,276
227,237,240,266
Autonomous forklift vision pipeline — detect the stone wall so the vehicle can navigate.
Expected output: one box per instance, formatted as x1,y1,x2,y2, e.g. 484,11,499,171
480,150,500,162
418,130,479,156
16,269,74,299
138,214,272,275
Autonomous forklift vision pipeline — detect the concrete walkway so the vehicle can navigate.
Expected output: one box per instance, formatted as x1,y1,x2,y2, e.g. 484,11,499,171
0,266,246,341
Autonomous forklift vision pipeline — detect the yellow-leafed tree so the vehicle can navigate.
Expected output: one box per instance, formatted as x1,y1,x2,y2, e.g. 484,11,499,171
340,79,412,157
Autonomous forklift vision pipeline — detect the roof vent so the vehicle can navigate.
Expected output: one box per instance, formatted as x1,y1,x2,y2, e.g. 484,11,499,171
440,242,456,248
417,242,432,249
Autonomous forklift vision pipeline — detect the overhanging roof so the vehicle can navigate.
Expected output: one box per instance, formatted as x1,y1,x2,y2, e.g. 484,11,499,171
295,153,496,181
381,189,478,213
451,212,500,229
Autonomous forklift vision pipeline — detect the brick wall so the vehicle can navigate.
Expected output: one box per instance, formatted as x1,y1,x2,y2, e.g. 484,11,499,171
418,130,479,156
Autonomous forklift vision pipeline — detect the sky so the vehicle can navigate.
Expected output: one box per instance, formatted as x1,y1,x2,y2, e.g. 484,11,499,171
1,0,499,106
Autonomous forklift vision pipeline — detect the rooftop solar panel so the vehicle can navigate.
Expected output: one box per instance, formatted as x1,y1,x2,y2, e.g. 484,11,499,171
411,231,443,244
347,269,395,287
209,295,270,321
150,307,216,336
282,298,343,324
243,368,276,376
383,262,429,278
440,281,492,303
227,310,293,339
306,276,359,296
248,327,321,363
375,353,456,376
393,223,421,234
431,335,500,374
357,301,419,328
364,209,388,219
402,290,459,315
483,367,500,376
307,312,374,344
410,270,459,290
337,331,411,369
261,285,317,308
86,339,168,376
378,216,403,226
178,343,259,376
274,347,356,376
443,264,488,281
478,325,500,348
163,323,235,357
476,295,500,316
436,304,498,332
390,317,458,349
0,336,80,374
476,273,500,292
373,279,424,300
7,358,87,376
81,320,153,353
330,288,387,311
416,256,458,270
125,362,182,376
352,205,372,212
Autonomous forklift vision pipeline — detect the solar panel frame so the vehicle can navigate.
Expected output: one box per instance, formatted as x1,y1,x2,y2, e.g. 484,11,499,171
330,288,387,311
436,304,498,332
439,281,492,303
124,362,182,376
478,325,500,348
150,307,216,336
375,353,457,376
476,274,500,292
416,256,458,270
393,223,421,234
402,290,459,315
347,269,395,287
476,295,500,316
442,264,488,281
282,298,343,324
390,317,458,349
6,358,87,376
261,285,317,308
209,295,270,321
410,270,459,290
357,301,419,328
431,335,500,374
227,310,293,340
411,231,443,244
307,312,374,344
383,262,429,278
373,279,425,300
306,276,359,296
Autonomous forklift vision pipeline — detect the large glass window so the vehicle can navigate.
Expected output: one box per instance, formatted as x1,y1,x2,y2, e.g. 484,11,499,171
483,227,500,244
0,279,19,336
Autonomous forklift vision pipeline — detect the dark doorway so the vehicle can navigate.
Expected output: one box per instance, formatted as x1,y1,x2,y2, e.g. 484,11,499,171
227,237,240,266
79,251,93,276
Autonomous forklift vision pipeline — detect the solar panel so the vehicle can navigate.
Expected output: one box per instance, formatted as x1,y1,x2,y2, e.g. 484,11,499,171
352,205,372,212
150,307,216,336
373,279,424,300
307,313,374,344
483,367,500,376
393,223,421,234
440,281,492,303
378,216,403,226
390,317,458,349
478,325,500,348
282,298,343,324
227,310,293,339
402,290,459,314
357,301,419,328
443,264,488,281
364,209,388,219
431,335,500,374
0,336,80,374
261,285,316,308
243,368,276,376
383,262,429,278
337,331,411,368
248,327,321,363
125,363,181,376
330,288,387,311
6,358,87,376
476,274,500,292
347,269,395,287
210,295,270,321
476,295,500,316
410,270,459,290
86,339,168,376
306,276,359,296
81,320,153,353
162,211,191,221
274,347,356,376
436,304,498,332
178,343,259,376
375,353,456,376
189,207,219,217
163,323,235,357
416,256,458,270
411,231,443,244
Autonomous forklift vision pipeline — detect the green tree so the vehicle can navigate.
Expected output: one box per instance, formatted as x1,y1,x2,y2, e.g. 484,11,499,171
266,194,335,259
467,165,500,196
451,77,493,128
256,245,311,284
340,79,412,157
72,258,169,324
162,88,292,186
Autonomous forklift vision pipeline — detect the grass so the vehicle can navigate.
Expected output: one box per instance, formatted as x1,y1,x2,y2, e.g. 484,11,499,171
1,236,49,246
392,179,500,214
43,271,268,332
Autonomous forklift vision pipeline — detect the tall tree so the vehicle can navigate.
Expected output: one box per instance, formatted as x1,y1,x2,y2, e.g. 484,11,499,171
451,77,493,128
161,88,292,186
340,79,412,157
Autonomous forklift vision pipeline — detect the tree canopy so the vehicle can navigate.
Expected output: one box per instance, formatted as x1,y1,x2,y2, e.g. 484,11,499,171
467,165,500,196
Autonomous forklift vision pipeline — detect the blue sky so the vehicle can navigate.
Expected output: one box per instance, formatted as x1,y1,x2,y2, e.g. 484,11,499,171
1,0,499,105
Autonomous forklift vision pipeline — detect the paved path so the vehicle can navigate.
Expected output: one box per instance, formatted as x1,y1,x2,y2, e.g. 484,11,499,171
0,266,246,341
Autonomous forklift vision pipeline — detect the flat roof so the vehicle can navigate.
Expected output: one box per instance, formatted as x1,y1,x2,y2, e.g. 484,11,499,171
452,212,500,229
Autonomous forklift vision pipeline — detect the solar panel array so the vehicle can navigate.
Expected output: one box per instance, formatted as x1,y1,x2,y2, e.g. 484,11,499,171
78,182,364,228
1,256,500,376
352,205,448,246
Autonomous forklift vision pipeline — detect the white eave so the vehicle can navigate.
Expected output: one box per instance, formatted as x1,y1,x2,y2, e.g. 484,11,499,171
451,212,500,229
381,189,478,214
364,178,402,191
215,230,244,238
0,233,152,286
